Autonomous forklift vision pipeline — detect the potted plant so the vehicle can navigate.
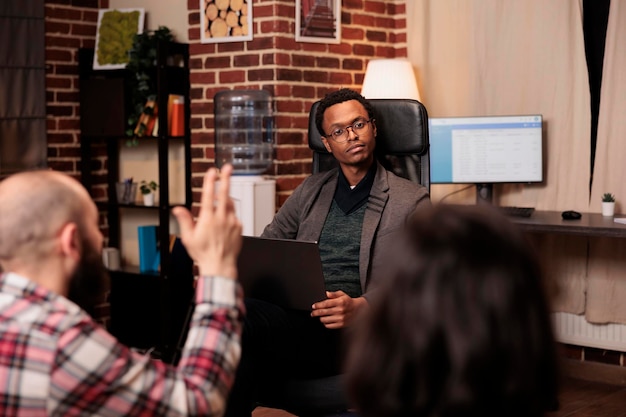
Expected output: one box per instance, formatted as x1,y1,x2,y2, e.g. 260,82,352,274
602,193,615,217
140,180,158,206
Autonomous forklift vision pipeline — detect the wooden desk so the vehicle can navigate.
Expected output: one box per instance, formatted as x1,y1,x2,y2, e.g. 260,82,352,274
511,211,626,238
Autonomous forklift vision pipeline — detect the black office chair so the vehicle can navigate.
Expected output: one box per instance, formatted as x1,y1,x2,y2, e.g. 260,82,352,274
257,99,430,417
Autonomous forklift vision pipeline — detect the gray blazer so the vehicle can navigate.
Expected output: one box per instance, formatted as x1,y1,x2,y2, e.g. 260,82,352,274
261,161,430,297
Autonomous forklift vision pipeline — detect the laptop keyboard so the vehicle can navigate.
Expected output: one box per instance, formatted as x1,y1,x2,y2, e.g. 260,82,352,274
499,206,535,218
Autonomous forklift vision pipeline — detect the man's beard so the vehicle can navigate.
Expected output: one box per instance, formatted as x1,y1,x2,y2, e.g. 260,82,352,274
67,237,110,316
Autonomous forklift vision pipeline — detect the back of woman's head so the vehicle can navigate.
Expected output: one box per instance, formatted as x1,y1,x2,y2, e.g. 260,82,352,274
346,204,559,417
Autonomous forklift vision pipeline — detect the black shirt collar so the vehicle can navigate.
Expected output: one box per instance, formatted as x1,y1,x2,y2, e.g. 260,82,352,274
334,163,377,214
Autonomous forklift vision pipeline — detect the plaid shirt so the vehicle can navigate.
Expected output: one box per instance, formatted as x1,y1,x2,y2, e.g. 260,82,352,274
0,272,243,416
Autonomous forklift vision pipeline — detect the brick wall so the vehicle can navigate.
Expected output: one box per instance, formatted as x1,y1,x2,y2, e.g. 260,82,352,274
45,0,104,176
44,0,408,211
187,0,410,208
45,0,109,323
45,0,110,222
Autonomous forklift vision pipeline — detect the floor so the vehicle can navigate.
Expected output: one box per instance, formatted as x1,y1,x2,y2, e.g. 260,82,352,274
547,377,626,417
252,376,626,417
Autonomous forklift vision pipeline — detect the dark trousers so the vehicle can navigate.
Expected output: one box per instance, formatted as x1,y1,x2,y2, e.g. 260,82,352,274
224,298,343,417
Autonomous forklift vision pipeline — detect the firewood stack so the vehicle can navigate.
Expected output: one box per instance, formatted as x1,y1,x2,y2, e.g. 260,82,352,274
204,0,249,39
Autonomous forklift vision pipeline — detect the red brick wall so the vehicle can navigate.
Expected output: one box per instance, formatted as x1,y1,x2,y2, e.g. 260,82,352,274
44,0,407,206
45,0,106,176
188,0,410,207
45,0,109,323
45,0,110,225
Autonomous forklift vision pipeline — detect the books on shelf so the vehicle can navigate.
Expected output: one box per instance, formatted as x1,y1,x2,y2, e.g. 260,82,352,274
138,225,160,272
168,94,185,136
146,101,158,137
137,226,192,274
134,98,159,137
152,117,159,137
134,94,184,138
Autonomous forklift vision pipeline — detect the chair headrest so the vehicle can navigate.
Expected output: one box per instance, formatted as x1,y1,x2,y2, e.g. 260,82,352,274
308,98,429,156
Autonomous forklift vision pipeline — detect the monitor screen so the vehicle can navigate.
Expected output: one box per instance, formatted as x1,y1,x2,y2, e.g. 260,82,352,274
429,115,543,184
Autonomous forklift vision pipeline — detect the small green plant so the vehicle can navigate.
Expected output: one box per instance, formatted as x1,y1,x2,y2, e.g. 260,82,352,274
140,180,158,195
602,193,615,203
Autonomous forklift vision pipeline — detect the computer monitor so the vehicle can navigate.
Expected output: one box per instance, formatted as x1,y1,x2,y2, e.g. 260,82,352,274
429,115,543,204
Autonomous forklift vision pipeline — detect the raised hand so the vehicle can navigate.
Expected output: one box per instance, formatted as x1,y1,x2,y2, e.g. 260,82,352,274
172,164,242,279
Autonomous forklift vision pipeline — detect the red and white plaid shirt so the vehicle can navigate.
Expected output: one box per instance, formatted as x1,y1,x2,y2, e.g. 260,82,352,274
0,272,243,416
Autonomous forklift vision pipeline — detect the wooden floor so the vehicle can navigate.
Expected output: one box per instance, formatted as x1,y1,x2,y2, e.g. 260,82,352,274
547,377,626,417
253,376,626,417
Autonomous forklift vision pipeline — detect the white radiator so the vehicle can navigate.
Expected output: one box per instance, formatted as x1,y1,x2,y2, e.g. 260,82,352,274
552,312,626,351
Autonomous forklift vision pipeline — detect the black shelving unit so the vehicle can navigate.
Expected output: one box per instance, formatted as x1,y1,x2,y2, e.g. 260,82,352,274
79,41,193,363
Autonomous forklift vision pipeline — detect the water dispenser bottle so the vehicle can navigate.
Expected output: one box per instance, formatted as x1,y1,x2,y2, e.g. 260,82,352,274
214,89,274,175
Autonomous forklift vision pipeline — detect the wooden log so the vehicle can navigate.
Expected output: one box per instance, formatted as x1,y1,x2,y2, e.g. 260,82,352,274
225,10,238,27
210,17,228,37
230,0,244,12
215,0,229,11
205,2,218,21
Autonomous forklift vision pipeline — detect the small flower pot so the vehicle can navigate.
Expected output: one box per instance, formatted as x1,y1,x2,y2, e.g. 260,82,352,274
602,202,615,217
142,192,155,207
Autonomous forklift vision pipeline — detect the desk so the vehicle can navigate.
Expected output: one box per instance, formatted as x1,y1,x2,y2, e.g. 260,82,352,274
510,211,626,238
512,211,626,351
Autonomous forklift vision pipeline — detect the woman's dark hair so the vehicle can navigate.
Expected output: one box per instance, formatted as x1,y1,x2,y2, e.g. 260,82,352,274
314,88,375,137
346,204,559,417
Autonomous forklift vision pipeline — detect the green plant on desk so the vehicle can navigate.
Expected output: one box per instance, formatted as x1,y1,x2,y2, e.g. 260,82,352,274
602,193,615,203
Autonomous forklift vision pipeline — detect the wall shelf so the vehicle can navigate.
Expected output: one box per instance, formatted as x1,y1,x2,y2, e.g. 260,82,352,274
79,42,193,363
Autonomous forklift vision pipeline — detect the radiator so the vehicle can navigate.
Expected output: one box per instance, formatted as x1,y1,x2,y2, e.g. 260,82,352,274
552,312,626,351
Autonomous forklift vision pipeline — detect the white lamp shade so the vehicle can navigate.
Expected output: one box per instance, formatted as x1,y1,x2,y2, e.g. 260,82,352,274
361,59,421,101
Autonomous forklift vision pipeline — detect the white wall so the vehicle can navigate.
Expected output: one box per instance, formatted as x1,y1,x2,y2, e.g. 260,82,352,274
108,0,188,42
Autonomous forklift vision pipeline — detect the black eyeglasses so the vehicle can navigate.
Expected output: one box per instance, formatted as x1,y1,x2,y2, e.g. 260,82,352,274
324,118,374,143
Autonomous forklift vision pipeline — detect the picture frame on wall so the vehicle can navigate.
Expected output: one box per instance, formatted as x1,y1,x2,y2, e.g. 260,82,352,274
93,8,145,70
296,0,341,44
201,0,253,43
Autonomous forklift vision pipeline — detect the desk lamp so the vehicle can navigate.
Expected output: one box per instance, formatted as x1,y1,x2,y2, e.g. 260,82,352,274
361,58,421,100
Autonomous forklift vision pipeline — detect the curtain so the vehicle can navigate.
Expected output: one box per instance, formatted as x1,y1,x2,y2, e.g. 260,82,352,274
0,0,47,175
586,2,626,323
406,1,592,317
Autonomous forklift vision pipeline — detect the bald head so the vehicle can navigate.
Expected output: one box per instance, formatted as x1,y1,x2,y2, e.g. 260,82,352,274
0,170,92,263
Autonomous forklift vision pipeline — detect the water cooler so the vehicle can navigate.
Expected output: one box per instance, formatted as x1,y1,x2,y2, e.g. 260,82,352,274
214,90,276,236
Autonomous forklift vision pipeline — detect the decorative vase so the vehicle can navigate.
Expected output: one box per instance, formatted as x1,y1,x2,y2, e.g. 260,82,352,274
143,192,155,207
602,202,615,217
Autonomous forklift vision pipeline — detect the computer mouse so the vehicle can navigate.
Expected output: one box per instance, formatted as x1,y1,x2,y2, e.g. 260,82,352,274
561,210,582,220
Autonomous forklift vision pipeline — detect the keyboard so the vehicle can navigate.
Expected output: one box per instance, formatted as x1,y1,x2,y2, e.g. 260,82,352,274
499,206,535,218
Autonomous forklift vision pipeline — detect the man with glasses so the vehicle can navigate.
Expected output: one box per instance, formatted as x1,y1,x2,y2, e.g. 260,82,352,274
224,88,430,416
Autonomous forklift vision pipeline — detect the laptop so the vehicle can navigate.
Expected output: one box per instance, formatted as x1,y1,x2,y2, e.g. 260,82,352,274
236,236,327,311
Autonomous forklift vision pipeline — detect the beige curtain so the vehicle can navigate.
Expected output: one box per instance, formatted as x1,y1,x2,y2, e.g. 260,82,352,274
405,1,596,318
586,2,626,323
